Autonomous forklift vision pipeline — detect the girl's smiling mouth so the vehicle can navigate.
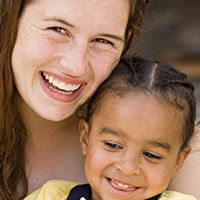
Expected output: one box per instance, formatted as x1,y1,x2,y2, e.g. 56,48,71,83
106,177,140,196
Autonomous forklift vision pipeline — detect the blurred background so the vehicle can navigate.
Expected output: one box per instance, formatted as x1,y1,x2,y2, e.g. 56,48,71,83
131,0,200,198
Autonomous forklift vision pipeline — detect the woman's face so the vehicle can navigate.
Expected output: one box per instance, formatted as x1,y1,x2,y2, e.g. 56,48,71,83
12,0,129,121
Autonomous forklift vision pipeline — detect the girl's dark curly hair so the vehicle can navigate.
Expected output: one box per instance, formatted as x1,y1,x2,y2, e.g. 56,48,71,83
83,56,196,151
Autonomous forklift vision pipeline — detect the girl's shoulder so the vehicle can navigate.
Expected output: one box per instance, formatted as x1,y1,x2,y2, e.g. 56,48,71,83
159,190,197,200
24,180,78,200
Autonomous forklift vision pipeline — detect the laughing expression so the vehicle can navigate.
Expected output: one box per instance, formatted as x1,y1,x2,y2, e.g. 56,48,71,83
80,93,188,200
11,0,129,121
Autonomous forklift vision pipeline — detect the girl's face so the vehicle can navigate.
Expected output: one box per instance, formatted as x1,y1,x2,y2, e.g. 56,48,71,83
80,93,189,200
11,0,129,121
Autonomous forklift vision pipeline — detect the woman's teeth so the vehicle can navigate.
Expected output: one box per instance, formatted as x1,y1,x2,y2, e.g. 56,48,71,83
42,72,81,92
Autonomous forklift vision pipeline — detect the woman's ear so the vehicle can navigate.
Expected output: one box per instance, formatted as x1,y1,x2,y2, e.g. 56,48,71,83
171,146,191,178
79,119,90,156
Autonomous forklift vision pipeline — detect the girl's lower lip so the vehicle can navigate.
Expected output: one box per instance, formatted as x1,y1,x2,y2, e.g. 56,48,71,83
106,178,139,197
39,73,83,103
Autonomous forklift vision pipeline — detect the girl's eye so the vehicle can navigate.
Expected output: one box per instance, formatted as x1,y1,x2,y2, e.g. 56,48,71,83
93,38,113,46
104,141,123,152
143,152,161,160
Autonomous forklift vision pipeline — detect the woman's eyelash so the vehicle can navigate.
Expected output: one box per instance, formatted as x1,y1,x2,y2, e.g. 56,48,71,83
47,26,67,34
143,152,161,160
93,38,113,45
45,29,115,47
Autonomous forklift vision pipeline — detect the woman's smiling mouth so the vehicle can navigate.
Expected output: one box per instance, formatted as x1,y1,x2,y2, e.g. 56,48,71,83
40,71,85,102
42,72,82,94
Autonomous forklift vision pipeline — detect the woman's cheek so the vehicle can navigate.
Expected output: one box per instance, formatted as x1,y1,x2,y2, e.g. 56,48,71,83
90,49,122,81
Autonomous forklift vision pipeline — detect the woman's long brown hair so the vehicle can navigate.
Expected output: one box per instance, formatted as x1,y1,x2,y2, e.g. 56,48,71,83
0,1,28,199
0,0,147,199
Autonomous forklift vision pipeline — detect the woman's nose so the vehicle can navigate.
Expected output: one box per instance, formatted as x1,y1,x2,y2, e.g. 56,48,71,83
60,42,89,77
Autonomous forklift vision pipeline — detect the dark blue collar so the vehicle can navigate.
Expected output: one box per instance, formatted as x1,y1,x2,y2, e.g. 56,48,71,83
67,184,92,200
148,193,161,200
67,183,161,200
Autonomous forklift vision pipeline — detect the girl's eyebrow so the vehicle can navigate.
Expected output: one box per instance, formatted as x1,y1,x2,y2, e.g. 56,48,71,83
99,127,172,152
147,140,172,152
99,126,127,137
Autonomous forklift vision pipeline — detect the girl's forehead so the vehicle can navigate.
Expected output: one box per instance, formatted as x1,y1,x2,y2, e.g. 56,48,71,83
97,91,183,124
90,92,184,150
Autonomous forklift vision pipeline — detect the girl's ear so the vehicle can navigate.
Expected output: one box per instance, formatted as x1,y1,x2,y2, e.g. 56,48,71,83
79,119,90,155
171,146,191,178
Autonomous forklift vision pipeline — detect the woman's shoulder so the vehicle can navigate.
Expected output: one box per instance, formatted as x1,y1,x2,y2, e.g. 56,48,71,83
159,190,197,200
24,180,78,200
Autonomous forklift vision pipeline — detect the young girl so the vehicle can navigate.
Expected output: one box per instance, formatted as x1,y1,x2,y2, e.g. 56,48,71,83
25,56,197,200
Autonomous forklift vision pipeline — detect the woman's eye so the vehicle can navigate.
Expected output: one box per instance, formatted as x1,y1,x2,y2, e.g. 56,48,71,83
93,38,113,46
104,141,123,152
143,152,161,160
48,27,67,35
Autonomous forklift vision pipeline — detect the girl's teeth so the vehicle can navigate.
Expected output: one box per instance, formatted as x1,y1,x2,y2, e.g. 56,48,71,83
112,179,132,189
118,182,128,188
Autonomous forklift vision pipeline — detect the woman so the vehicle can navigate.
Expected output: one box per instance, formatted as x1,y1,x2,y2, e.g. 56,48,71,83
0,0,148,199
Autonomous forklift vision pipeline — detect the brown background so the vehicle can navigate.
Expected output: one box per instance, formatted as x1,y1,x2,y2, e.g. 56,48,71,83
133,0,200,79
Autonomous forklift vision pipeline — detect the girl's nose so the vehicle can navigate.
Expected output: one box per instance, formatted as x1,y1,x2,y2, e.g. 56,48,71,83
60,42,89,77
116,153,141,176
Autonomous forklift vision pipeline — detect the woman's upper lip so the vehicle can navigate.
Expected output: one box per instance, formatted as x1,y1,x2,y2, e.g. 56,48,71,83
41,71,86,85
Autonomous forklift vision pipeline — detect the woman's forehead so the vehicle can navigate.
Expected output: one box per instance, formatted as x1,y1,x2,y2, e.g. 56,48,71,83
22,0,130,33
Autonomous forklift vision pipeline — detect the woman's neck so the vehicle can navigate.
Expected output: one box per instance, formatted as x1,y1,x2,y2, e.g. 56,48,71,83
17,97,86,194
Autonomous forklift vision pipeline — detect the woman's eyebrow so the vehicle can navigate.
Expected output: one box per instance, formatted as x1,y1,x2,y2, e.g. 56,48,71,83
43,18,124,42
99,33,124,42
43,18,75,28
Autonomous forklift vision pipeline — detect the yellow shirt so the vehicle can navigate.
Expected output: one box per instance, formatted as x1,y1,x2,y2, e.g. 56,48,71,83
24,180,78,200
24,180,197,200
159,191,197,200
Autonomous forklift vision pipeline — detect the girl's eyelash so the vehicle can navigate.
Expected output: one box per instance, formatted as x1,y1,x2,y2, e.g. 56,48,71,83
104,141,123,151
143,152,161,160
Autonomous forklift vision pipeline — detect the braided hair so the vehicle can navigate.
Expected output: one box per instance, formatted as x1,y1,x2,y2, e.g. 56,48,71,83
81,56,196,150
